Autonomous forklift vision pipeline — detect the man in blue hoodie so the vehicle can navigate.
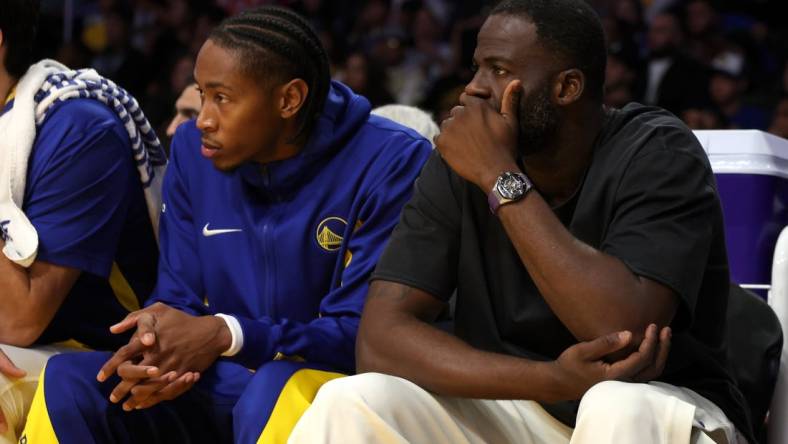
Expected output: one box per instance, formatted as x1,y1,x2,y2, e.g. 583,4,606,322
22,6,432,443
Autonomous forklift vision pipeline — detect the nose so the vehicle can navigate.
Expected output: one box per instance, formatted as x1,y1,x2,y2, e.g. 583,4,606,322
464,72,491,99
196,106,216,133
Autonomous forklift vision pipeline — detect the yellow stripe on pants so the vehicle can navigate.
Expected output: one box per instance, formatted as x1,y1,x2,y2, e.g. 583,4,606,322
257,369,345,444
19,367,58,444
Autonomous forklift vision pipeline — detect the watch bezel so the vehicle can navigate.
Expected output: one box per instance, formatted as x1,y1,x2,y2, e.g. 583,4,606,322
495,172,529,200
488,171,533,214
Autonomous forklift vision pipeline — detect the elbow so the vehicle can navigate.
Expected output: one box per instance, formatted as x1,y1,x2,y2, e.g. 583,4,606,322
0,317,45,347
354,330,377,374
355,320,392,374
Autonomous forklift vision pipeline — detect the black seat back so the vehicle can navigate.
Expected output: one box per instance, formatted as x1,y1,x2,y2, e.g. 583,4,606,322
726,284,783,442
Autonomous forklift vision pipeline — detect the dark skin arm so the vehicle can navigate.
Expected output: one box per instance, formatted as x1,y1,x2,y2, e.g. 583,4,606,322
358,281,671,403
434,79,678,343
0,242,79,430
0,241,80,346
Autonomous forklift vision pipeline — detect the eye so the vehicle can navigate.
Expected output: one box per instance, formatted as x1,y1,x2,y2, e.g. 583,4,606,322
492,65,508,76
470,62,479,73
214,93,229,104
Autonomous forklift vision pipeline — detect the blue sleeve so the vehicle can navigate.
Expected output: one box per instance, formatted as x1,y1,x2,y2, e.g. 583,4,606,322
23,100,134,278
147,128,208,315
231,138,433,372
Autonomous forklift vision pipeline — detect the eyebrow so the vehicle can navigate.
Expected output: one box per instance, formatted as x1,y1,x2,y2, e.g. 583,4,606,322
202,81,234,91
482,55,512,66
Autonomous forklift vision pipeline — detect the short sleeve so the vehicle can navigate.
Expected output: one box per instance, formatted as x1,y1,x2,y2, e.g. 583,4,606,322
371,150,462,300
23,100,135,278
601,127,718,321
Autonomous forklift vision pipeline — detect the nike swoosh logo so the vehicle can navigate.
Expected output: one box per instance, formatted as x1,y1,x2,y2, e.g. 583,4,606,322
202,223,243,237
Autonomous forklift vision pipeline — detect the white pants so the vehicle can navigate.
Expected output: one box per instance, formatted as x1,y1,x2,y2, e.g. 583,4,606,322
288,373,746,444
0,344,79,444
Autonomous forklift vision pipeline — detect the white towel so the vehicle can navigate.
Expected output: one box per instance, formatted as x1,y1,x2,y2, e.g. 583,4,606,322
0,59,167,267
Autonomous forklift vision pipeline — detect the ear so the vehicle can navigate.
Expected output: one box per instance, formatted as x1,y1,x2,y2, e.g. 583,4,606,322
552,68,585,106
278,78,309,119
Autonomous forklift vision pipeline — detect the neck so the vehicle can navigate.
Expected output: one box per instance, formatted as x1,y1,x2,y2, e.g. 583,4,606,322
253,121,307,165
522,104,604,206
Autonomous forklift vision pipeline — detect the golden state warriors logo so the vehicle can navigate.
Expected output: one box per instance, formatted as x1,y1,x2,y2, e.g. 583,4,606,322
316,217,347,251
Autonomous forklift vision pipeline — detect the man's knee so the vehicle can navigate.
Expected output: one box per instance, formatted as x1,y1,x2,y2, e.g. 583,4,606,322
579,380,653,422
42,352,112,404
312,372,410,415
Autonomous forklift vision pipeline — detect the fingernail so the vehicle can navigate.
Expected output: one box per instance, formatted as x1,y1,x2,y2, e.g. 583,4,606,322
96,371,105,382
109,394,117,403
618,331,630,341
143,333,154,344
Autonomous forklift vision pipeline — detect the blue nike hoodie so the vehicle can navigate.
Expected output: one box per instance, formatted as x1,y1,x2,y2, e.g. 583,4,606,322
152,81,432,372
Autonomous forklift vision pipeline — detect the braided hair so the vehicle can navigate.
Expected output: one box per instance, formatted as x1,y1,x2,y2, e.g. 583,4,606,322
209,6,330,143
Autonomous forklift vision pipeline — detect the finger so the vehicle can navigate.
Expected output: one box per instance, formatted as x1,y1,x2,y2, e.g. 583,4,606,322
653,326,672,374
0,351,26,378
97,340,146,382
109,311,143,334
135,313,157,347
109,377,139,405
632,326,672,382
500,79,522,119
607,324,659,379
626,323,659,378
137,373,198,409
116,361,160,380
577,331,632,360
124,374,175,411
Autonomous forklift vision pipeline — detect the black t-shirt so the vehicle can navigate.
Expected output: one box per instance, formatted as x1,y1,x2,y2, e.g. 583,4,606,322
372,103,752,438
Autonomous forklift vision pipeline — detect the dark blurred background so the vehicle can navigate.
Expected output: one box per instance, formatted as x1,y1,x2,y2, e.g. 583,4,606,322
32,0,788,144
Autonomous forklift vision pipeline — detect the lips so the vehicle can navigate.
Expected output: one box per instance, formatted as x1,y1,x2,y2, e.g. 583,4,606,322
201,140,221,159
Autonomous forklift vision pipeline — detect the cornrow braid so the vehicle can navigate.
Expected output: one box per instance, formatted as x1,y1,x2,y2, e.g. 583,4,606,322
209,6,330,143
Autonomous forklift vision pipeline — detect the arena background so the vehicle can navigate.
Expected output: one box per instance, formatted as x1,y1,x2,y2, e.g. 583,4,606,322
31,0,788,146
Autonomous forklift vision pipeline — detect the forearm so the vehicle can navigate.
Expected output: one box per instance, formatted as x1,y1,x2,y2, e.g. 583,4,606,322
0,251,34,340
0,242,78,345
357,311,562,402
496,190,676,341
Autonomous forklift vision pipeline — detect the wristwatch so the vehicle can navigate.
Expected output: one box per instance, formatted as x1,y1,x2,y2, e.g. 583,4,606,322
487,171,533,214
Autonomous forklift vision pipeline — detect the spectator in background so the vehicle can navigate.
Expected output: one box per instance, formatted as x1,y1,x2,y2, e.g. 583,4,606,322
604,49,638,109
684,0,724,66
165,82,200,153
709,64,770,130
337,50,395,108
682,107,729,130
637,11,710,116
90,5,150,99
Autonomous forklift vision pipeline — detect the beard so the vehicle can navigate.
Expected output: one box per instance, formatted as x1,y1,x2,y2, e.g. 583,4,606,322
516,81,560,156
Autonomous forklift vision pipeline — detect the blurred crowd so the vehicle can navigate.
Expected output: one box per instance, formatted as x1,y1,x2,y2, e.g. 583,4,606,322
33,0,788,143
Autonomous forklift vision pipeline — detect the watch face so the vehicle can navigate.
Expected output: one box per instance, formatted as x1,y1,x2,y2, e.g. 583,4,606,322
497,172,527,200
